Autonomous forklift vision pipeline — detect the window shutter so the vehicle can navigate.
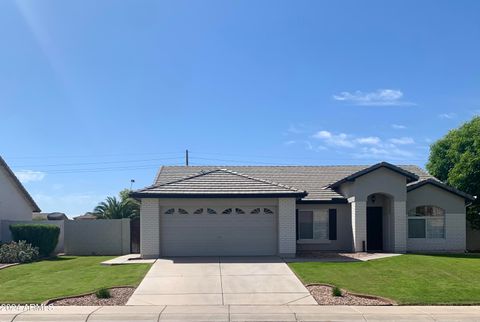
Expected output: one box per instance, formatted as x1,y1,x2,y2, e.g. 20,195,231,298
295,209,299,240
329,209,337,240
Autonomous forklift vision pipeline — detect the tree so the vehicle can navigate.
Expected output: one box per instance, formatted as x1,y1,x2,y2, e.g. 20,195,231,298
93,190,140,219
426,116,480,228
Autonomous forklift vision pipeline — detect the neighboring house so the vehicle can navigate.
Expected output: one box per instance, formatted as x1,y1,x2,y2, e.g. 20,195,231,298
0,156,41,241
132,162,474,258
73,212,97,220
33,212,69,221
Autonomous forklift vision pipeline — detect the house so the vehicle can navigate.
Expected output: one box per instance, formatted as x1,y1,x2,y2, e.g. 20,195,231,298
32,212,69,221
73,212,98,220
0,156,41,241
131,162,474,258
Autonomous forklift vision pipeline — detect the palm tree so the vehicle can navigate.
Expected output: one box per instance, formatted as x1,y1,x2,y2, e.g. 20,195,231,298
93,196,139,219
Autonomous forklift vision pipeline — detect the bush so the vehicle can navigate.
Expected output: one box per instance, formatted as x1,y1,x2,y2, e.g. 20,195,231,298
95,288,111,299
9,224,60,257
0,240,39,263
332,286,343,297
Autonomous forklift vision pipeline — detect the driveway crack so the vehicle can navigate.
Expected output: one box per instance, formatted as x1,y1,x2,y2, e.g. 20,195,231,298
219,257,224,305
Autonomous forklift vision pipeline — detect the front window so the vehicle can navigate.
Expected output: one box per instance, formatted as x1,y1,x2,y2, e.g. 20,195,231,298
298,210,329,241
408,205,445,238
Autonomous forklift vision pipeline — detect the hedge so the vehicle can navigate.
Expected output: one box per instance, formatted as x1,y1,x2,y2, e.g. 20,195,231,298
9,224,60,257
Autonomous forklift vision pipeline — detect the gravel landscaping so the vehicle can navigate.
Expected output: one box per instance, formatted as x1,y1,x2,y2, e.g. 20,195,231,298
49,287,135,306
307,284,393,306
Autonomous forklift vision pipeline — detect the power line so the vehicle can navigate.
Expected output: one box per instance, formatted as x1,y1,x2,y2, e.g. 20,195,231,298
11,156,184,168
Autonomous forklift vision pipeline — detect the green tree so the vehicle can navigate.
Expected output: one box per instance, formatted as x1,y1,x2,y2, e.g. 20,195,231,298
426,116,480,228
93,190,140,219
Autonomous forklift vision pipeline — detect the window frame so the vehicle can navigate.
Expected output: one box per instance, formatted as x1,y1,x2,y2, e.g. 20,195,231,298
297,209,330,243
407,205,446,239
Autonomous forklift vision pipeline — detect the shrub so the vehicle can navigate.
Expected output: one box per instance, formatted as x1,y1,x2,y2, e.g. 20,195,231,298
95,288,111,299
0,240,39,263
9,224,60,257
332,286,343,297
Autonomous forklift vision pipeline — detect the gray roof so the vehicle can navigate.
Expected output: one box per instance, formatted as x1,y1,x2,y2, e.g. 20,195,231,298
0,156,41,212
133,169,307,198
148,163,437,201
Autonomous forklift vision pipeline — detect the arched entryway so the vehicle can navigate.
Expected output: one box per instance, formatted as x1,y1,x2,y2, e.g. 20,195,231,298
366,193,394,252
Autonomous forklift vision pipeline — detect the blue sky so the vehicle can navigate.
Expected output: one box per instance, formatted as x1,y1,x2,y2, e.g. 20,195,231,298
1,0,479,216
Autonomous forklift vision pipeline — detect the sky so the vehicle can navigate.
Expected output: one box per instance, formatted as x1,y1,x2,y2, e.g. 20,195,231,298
1,0,479,216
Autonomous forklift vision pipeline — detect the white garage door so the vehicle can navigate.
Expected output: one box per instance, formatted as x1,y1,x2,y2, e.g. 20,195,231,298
160,206,277,256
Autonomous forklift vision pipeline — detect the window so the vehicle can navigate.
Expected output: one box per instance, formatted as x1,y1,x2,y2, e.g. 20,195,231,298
298,210,329,240
408,205,445,238
193,208,204,214
178,208,189,215
263,208,274,214
222,208,232,214
207,208,217,214
164,208,175,215
235,208,245,214
250,208,261,214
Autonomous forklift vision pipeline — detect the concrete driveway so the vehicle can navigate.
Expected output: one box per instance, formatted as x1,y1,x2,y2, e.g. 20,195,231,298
127,257,316,306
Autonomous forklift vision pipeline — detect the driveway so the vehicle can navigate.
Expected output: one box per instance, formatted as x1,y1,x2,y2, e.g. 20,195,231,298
127,257,316,306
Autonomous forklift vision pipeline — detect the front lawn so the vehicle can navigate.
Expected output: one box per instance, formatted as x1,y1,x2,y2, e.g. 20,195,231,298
0,256,151,303
289,254,480,305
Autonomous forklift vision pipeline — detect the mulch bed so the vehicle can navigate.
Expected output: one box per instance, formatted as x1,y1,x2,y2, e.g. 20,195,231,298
48,287,135,306
307,284,394,306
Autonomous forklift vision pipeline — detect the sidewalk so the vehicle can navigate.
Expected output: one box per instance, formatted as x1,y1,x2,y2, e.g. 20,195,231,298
2,305,480,321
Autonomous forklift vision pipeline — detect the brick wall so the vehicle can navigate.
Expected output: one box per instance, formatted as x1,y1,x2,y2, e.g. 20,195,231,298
140,198,160,258
278,198,296,256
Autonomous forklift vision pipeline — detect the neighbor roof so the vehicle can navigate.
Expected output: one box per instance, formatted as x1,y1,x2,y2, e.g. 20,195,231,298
149,163,442,202
0,156,41,212
132,169,308,198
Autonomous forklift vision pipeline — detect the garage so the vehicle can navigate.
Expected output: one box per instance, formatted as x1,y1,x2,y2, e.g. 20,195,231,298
133,168,307,258
160,206,277,256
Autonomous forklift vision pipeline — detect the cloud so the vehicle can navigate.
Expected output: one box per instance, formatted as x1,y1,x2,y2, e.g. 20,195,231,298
333,89,415,106
355,146,414,159
14,170,46,183
284,140,296,146
438,113,456,119
356,136,381,145
389,137,415,145
310,129,417,161
312,131,355,148
392,124,406,129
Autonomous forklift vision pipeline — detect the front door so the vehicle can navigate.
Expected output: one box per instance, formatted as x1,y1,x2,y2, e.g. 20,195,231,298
367,207,383,252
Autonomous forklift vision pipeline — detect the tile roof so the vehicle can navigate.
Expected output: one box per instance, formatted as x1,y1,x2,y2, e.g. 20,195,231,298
133,168,307,198
150,164,436,201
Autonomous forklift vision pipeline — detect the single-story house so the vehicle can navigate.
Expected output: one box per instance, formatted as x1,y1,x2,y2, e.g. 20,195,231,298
33,212,69,221
0,156,41,241
131,162,474,258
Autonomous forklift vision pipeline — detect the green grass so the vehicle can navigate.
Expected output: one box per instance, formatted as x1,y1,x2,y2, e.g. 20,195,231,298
289,254,480,305
0,256,151,303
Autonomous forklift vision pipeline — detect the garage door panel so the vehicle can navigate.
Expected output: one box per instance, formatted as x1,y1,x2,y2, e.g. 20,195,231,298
161,210,277,256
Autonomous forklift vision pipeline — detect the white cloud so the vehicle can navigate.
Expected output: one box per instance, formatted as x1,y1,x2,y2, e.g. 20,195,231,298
312,131,355,148
333,89,415,106
392,124,406,129
284,140,296,146
310,129,417,161
356,136,381,145
14,170,46,183
389,137,415,145
438,113,456,119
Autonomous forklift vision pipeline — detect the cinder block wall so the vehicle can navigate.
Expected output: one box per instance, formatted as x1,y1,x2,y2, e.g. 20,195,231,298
64,218,130,255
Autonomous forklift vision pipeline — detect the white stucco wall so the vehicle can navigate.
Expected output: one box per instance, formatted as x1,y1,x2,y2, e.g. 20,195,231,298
340,167,408,252
406,184,466,252
0,167,36,241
